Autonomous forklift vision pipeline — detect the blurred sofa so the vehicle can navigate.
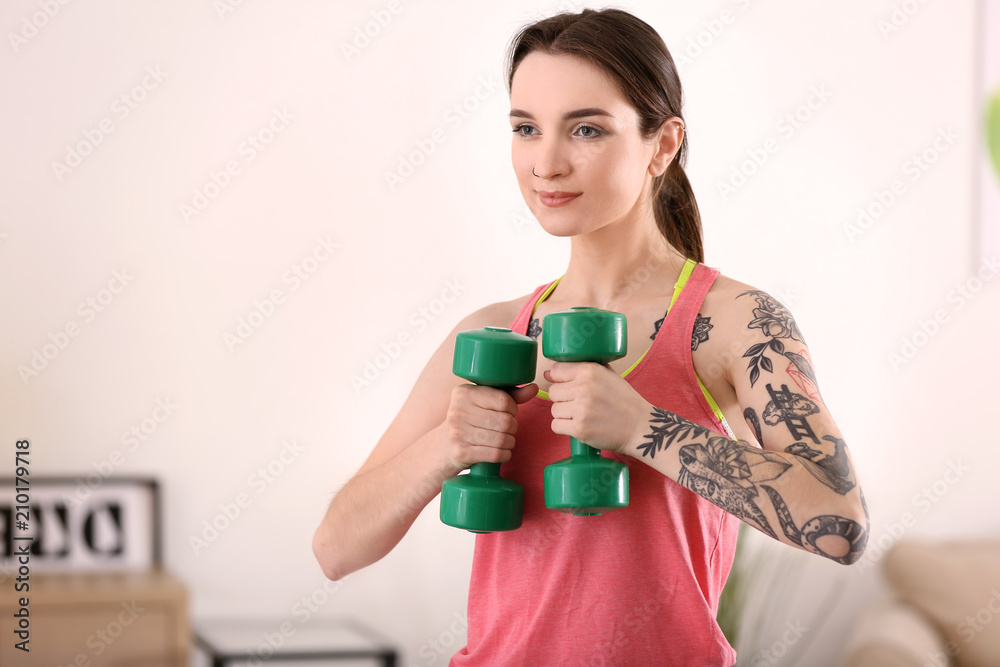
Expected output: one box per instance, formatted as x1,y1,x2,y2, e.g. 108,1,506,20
844,540,1000,667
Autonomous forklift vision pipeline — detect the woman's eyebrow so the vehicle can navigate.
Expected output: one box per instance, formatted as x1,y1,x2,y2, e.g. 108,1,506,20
508,107,613,121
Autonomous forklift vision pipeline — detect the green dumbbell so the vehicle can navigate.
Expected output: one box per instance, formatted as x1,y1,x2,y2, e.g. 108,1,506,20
440,326,537,533
542,307,629,516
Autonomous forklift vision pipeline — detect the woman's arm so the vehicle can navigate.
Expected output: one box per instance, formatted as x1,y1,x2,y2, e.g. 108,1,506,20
312,304,537,581
312,420,457,581
545,287,869,565
621,408,869,564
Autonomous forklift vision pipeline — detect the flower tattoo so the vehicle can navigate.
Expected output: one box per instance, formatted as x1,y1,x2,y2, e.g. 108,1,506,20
737,290,807,387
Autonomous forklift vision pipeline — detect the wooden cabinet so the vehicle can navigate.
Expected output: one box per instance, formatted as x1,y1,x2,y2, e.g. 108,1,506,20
0,569,188,666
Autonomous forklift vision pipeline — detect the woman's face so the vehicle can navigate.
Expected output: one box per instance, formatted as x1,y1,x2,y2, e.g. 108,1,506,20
509,51,670,238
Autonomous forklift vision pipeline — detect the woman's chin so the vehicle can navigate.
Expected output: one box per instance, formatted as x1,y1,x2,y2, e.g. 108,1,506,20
536,220,583,238
530,209,589,237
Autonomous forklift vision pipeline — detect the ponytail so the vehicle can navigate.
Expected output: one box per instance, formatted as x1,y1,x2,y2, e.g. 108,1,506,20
653,159,703,263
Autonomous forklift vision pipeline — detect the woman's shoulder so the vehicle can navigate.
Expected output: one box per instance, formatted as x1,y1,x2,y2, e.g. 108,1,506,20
701,269,778,327
455,287,542,332
701,268,799,340
703,268,756,306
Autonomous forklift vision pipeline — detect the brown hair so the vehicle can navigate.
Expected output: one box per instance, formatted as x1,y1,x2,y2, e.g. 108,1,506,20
504,7,703,263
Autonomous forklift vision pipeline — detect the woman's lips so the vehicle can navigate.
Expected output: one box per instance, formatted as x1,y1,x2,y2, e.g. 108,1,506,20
537,191,581,207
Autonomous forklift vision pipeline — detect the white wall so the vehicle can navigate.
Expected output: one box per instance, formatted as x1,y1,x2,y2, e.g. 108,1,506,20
1,0,995,665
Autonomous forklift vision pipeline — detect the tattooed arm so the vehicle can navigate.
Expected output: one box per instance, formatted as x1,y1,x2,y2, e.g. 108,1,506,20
620,289,868,564
622,410,868,564
546,287,869,564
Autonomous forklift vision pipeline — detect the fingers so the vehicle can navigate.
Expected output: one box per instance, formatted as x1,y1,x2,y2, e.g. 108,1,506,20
467,437,516,463
467,405,518,436
545,362,599,400
461,384,511,412
549,416,572,438
545,359,604,379
445,384,526,470
549,400,573,420
546,365,582,403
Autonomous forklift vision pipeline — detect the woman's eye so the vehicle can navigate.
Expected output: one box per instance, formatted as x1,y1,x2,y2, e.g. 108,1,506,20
511,124,602,138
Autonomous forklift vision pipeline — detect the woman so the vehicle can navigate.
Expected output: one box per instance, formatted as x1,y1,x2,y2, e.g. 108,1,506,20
313,8,868,665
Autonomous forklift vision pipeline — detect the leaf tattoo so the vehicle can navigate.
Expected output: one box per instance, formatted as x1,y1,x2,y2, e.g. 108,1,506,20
743,338,786,388
637,407,712,459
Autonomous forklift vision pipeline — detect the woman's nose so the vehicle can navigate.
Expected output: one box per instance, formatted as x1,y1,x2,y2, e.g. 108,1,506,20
532,145,570,180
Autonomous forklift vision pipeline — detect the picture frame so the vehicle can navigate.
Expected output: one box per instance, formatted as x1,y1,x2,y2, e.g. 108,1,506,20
0,475,161,572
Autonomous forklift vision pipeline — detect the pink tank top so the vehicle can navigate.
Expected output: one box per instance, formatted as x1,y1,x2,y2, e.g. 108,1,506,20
449,262,739,667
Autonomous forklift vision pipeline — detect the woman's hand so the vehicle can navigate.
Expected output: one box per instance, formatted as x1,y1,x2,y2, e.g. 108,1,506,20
440,382,538,474
545,362,651,454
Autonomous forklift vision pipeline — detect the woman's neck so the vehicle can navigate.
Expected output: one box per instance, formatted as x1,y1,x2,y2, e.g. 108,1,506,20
554,214,688,309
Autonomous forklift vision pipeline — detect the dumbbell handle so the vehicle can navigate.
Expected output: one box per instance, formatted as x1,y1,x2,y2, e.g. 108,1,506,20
463,382,519,477
442,326,534,533
570,437,600,459
468,462,501,477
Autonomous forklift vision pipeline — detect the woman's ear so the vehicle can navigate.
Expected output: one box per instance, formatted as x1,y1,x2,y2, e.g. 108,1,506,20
648,117,685,178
